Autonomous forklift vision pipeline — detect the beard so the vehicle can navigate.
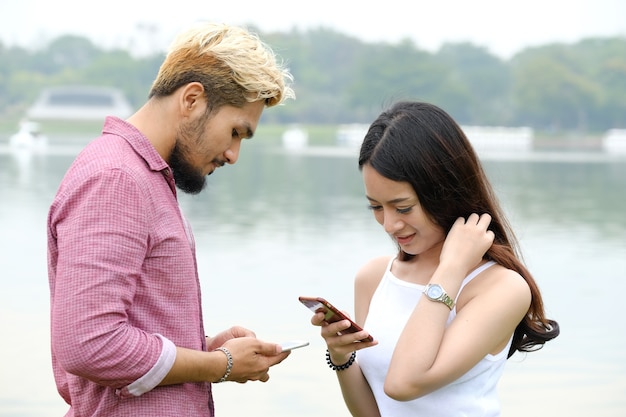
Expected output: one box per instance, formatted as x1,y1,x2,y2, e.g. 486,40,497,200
169,115,210,195
169,142,207,194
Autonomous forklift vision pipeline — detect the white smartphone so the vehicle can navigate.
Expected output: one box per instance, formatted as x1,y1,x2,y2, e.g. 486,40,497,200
280,340,309,351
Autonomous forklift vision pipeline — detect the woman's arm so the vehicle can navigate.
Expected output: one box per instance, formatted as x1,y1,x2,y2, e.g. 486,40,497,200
385,214,531,400
311,256,389,417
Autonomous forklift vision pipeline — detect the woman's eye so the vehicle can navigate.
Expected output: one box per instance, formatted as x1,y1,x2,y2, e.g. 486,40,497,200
397,207,412,214
368,205,382,211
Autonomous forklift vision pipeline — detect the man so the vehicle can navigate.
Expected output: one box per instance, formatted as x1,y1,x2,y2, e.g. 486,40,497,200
47,23,295,416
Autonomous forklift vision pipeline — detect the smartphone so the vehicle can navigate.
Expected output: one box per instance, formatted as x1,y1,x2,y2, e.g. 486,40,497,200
298,296,374,342
280,340,309,351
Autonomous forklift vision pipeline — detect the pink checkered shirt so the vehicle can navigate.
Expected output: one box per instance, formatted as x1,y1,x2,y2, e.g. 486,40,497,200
47,117,214,416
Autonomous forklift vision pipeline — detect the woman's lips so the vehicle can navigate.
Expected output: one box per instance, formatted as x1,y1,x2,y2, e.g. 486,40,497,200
395,233,415,245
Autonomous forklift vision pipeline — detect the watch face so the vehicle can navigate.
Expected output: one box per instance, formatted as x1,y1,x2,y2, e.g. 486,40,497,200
426,284,443,299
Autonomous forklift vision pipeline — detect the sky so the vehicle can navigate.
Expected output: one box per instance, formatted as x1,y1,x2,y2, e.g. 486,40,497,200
0,0,625,59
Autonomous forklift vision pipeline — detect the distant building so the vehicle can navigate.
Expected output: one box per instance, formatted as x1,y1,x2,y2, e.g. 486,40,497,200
281,125,309,150
602,129,626,153
336,124,369,147
27,85,134,121
462,125,534,153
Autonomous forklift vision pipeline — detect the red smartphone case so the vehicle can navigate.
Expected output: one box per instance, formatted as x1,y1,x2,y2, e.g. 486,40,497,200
298,296,374,342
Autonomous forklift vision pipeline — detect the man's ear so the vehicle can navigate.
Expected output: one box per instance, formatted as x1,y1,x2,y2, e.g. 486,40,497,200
180,82,206,116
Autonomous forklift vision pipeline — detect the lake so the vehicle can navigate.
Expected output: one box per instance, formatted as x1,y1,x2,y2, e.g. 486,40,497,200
0,134,624,416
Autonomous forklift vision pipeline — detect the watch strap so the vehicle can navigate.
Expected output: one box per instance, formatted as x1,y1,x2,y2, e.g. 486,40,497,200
439,292,455,310
424,284,455,310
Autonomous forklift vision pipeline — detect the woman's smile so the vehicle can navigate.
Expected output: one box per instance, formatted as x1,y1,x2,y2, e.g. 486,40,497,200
394,233,416,246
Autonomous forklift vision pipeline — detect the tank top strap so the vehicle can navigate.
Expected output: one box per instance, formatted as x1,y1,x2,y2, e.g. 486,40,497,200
456,260,497,298
466,260,496,281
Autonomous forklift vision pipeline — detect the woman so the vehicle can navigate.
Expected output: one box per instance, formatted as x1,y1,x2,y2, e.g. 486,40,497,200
310,101,559,416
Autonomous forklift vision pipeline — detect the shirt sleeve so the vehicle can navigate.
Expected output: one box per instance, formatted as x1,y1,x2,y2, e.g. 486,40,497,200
50,168,167,390
116,334,177,398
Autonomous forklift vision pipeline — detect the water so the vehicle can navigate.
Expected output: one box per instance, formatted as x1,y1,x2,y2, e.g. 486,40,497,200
0,138,625,416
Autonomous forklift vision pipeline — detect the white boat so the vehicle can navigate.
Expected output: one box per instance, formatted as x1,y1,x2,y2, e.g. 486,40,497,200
601,129,626,153
9,120,48,151
462,126,533,153
282,126,308,150
27,85,134,121
336,124,369,147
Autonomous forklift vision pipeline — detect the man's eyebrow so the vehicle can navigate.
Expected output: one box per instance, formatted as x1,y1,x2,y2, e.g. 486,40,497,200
243,123,254,139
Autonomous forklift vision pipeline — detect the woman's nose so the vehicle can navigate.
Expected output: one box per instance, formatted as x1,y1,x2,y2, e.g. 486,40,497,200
383,210,403,234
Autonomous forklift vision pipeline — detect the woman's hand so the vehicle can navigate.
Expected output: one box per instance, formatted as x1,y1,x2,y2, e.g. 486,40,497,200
311,311,377,365
440,213,495,273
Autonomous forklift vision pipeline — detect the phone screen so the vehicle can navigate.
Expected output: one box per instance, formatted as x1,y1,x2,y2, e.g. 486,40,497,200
298,296,373,342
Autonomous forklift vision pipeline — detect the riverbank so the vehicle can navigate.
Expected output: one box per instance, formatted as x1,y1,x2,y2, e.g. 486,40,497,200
534,134,603,151
0,120,608,152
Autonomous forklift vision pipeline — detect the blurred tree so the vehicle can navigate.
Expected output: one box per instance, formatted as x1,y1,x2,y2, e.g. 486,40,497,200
511,47,601,131
437,43,512,125
37,35,100,74
1,31,625,134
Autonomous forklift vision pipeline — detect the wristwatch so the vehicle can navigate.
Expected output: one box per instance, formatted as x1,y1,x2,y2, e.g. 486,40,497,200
423,284,455,310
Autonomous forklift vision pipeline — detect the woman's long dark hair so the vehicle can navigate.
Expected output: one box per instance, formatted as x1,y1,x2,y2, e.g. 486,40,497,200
359,101,559,358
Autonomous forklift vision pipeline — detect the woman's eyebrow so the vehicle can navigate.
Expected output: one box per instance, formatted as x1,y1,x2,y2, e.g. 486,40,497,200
366,196,412,204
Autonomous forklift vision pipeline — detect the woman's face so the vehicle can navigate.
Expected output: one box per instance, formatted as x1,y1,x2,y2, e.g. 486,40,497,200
362,164,445,256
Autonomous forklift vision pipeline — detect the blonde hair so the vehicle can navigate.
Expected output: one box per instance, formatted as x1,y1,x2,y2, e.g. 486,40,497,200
149,22,294,108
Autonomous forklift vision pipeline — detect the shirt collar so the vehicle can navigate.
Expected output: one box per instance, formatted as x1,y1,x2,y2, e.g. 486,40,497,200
101,116,169,173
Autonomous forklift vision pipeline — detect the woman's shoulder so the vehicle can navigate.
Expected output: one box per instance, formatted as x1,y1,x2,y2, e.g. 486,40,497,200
354,255,394,324
461,263,531,312
356,255,393,276
355,255,393,289
486,263,529,292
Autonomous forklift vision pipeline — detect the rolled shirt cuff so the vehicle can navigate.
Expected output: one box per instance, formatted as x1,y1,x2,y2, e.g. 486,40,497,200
116,334,177,398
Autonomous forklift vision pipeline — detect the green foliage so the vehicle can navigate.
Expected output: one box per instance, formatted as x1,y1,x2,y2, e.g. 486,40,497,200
437,43,512,124
0,28,624,134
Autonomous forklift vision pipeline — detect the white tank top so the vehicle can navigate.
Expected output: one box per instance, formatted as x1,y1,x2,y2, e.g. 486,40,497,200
358,258,511,417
